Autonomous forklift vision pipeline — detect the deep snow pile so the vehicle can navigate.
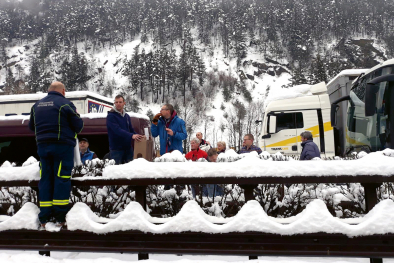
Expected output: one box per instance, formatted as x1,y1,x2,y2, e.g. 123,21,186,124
2,198,394,237
1,149,394,181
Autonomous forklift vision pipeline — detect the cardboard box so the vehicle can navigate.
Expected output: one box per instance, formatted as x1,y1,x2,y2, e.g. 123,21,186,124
133,137,154,161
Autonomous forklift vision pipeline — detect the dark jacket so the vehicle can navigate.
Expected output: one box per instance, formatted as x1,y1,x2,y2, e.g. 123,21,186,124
151,110,187,155
300,140,321,160
239,144,262,154
80,148,98,163
106,109,136,151
29,91,83,146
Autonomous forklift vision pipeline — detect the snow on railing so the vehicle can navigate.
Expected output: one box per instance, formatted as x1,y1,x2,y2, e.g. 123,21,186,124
2,198,394,236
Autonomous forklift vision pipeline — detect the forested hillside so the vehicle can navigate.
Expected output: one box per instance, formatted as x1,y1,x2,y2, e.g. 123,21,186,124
0,0,393,149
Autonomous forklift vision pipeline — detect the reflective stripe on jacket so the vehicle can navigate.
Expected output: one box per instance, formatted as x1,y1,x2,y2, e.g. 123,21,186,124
29,91,83,146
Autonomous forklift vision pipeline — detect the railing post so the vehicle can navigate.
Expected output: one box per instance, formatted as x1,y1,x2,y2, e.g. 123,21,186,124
135,185,148,260
135,186,147,211
361,183,381,212
370,258,383,263
138,253,149,260
239,184,257,202
39,251,50,257
361,183,383,263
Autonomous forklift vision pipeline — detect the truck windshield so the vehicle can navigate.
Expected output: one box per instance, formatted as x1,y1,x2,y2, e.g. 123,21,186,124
347,66,393,153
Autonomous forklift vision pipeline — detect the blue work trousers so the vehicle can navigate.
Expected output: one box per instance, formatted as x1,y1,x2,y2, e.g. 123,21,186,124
37,143,74,224
110,149,133,165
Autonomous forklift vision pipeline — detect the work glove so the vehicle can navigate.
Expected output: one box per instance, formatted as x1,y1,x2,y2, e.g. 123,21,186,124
152,113,162,125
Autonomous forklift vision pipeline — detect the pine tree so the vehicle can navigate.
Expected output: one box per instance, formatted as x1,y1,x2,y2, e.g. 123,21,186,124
29,56,41,93
4,68,16,94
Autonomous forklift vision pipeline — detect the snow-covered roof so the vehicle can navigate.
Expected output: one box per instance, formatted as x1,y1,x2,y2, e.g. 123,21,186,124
362,58,394,77
263,84,313,109
81,111,150,120
327,69,368,87
0,91,113,103
0,111,149,121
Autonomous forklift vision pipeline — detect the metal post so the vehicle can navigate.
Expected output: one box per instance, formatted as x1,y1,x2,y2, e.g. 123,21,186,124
135,186,147,211
135,186,149,260
361,183,381,212
361,183,383,263
370,258,383,263
138,253,149,260
240,184,257,202
39,251,50,257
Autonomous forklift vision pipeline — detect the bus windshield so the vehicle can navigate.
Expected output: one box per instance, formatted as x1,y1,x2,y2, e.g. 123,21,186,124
346,66,393,153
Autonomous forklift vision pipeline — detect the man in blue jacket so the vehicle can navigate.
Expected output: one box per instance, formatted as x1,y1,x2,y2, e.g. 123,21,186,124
151,104,187,155
300,131,321,160
106,95,143,164
29,81,84,228
79,138,98,163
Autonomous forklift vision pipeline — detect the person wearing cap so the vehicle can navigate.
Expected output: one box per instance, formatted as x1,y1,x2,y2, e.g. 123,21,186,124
79,138,98,163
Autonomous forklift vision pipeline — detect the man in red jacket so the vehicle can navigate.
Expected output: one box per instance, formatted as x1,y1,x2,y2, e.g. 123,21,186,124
185,137,208,161
185,137,208,198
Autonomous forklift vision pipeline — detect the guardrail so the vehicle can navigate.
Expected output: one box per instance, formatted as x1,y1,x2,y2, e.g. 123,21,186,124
0,175,392,262
0,230,393,261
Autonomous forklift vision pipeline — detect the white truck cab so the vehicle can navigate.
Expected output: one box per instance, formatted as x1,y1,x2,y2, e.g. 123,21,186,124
258,82,335,157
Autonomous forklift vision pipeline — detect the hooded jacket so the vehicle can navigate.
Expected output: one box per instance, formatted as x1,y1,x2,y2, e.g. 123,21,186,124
106,108,136,151
29,91,83,146
300,140,321,160
151,110,187,155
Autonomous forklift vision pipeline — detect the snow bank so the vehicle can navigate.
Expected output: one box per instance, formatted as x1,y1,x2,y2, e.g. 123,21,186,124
99,150,394,180
66,199,394,237
0,203,39,231
2,150,394,181
0,162,39,181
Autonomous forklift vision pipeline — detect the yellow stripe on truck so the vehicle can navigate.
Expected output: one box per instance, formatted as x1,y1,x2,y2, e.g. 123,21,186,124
266,122,333,147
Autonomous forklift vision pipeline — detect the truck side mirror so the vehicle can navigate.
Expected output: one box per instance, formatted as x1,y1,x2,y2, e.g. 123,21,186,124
365,74,394,116
269,116,277,134
365,84,378,116
330,95,350,128
331,104,339,127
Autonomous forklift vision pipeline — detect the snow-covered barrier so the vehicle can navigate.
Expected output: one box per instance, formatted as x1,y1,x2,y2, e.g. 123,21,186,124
101,149,394,180
66,198,394,237
1,198,394,237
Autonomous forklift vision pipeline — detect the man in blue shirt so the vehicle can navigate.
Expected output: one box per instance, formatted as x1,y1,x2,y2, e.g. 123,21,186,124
79,138,98,163
239,134,262,154
106,95,143,164
29,81,84,229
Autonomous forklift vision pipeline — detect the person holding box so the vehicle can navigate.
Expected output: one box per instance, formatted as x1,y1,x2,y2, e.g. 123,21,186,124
107,95,144,164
